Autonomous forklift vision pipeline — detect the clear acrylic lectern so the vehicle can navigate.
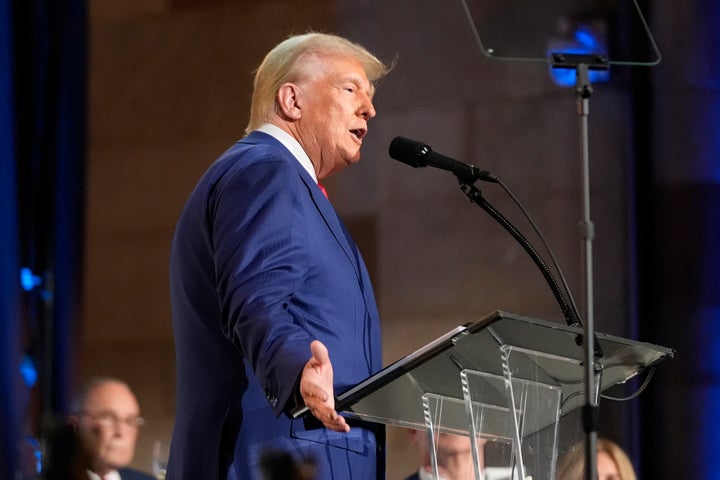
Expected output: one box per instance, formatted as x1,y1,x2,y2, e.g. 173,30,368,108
329,311,673,480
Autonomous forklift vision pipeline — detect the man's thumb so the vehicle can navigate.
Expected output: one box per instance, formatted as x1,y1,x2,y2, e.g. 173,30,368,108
310,340,330,364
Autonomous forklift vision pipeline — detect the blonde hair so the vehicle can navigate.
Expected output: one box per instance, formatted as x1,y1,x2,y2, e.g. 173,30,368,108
556,438,637,480
245,32,390,134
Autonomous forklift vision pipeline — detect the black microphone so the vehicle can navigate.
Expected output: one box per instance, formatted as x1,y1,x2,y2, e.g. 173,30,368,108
388,136,498,183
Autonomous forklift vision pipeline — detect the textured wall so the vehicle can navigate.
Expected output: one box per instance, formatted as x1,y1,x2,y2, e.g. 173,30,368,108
83,0,642,476
83,0,338,471
335,2,636,476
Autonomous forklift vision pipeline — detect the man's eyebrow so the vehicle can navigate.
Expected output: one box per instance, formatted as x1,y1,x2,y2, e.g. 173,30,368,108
339,75,362,85
339,71,369,85
340,75,375,95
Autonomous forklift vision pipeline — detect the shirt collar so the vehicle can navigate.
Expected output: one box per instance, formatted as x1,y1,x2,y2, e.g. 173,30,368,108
418,467,443,480
255,123,318,184
87,469,121,480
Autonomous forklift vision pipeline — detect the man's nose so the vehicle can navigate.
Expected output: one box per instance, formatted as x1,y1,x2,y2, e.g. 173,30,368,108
359,92,376,119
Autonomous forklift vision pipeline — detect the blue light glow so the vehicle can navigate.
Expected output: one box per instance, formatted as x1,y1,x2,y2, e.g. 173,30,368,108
24,437,42,474
20,267,42,291
20,355,38,387
574,28,600,51
549,25,610,87
697,305,720,477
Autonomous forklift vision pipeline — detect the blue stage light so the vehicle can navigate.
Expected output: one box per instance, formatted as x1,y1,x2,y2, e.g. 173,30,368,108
19,267,42,291
20,355,38,387
549,25,611,87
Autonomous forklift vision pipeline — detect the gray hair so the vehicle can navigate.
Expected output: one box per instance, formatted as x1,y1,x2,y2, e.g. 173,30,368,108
70,376,133,413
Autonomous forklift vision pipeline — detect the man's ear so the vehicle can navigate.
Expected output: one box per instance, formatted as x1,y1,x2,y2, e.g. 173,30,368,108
276,83,303,120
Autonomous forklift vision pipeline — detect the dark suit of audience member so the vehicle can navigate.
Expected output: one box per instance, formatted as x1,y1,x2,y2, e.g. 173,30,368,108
116,467,155,480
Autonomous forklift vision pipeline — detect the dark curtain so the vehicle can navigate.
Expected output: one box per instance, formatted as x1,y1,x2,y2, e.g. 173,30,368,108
0,0,87,478
1,1,23,477
634,0,720,478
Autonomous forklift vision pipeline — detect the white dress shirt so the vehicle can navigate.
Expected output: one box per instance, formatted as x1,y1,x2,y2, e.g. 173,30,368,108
255,123,318,184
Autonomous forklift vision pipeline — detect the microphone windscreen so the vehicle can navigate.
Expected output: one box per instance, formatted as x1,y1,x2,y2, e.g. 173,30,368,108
388,136,429,168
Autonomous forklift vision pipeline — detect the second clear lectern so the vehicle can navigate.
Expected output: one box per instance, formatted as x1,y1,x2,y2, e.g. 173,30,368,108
329,311,673,480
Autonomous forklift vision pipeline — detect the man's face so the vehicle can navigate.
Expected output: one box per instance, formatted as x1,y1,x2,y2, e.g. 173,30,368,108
76,382,142,474
410,430,487,480
294,55,377,179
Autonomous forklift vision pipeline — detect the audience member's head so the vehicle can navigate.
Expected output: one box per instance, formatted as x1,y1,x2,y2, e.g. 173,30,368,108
259,448,317,480
406,428,487,480
556,437,636,480
68,377,146,477
41,415,87,480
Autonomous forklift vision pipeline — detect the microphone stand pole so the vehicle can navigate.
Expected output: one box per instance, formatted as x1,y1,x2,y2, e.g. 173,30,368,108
578,62,599,480
552,52,609,480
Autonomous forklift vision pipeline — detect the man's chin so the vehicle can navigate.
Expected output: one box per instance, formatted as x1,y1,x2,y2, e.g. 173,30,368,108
325,158,359,177
345,153,362,167
100,455,134,470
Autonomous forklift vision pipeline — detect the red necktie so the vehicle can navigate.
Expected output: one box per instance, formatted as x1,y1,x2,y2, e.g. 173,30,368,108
318,183,329,200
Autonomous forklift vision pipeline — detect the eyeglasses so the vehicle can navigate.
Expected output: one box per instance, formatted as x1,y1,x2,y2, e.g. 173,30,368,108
81,411,146,429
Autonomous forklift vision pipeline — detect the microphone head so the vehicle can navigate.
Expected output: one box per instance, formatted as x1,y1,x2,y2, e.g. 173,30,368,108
388,136,432,168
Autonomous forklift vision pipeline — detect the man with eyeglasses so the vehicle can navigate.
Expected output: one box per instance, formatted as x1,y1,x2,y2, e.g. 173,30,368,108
68,377,154,480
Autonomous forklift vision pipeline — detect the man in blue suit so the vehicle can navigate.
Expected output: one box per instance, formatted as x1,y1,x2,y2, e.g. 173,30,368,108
167,33,391,480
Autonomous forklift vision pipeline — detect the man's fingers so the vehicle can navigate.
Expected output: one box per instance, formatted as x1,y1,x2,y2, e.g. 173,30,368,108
301,383,329,403
303,340,347,431
310,339,329,364
316,409,349,433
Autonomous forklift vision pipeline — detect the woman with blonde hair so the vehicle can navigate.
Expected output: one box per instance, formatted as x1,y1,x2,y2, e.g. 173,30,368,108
556,437,637,480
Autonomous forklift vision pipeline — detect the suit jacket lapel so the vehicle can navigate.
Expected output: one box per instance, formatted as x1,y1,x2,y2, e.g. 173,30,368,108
299,169,363,281
243,130,365,286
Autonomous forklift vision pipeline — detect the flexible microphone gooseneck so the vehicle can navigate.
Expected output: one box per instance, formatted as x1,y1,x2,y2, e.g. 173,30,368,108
388,136,585,332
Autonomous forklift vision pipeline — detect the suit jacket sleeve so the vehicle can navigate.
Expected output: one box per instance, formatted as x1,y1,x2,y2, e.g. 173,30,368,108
210,154,316,415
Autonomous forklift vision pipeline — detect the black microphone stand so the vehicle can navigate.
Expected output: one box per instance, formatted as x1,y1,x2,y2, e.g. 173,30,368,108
453,51,608,480
552,52,610,480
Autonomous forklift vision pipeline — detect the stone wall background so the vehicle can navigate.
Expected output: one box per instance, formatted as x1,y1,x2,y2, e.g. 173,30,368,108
82,0,660,476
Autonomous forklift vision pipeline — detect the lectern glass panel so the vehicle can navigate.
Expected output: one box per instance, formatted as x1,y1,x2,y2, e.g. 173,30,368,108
334,311,673,429
460,0,661,65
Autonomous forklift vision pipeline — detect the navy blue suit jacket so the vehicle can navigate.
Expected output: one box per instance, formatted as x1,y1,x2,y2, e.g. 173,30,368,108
118,467,155,480
167,131,383,480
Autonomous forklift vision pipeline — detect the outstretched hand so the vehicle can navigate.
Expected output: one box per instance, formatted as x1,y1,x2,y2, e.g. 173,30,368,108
299,340,350,432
